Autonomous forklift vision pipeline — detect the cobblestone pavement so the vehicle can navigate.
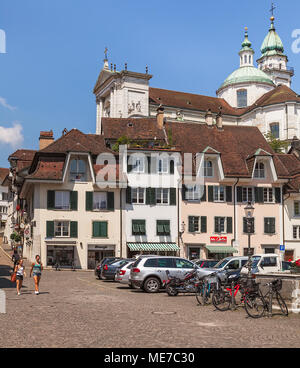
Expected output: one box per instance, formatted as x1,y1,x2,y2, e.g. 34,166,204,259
1,248,300,348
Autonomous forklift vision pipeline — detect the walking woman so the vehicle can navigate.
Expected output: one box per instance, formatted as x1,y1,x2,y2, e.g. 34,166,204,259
30,255,43,295
14,259,26,296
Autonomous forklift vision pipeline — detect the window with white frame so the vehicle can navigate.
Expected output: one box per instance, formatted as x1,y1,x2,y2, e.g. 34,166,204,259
293,225,300,239
132,156,144,173
54,191,70,210
263,188,274,203
131,188,145,204
70,159,86,181
294,201,300,216
186,185,201,201
158,157,168,174
254,162,265,178
242,187,253,202
156,188,169,204
93,192,107,210
213,186,225,202
54,221,69,237
203,160,213,177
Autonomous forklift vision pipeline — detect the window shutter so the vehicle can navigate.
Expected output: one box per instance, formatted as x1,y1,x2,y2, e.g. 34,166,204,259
271,218,275,233
86,191,93,211
201,216,207,233
107,192,115,211
214,217,219,233
151,156,157,174
70,221,78,238
126,187,132,204
169,188,176,206
208,186,214,202
150,188,156,205
255,187,264,203
70,191,78,211
182,185,187,200
275,188,281,203
237,187,243,203
100,222,108,237
92,222,99,237
188,216,195,232
264,218,269,233
47,190,55,209
201,185,206,202
93,221,107,237
170,159,174,174
226,186,232,202
46,221,54,238
227,217,233,234
127,156,132,173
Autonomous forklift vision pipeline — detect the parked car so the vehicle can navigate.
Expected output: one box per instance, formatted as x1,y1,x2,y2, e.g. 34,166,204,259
282,260,292,271
129,256,199,293
197,256,249,281
193,259,219,268
94,257,121,279
240,253,289,275
115,261,135,287
101,258,134,280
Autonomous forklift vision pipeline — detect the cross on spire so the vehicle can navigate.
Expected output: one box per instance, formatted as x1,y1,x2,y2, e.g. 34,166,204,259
270,2,276,17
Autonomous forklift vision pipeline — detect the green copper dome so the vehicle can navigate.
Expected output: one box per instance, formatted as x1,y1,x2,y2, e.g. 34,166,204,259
260,17,284,57
219,66,275,89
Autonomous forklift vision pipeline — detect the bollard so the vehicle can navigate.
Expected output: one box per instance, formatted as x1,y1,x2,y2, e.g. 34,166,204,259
0,289,6,314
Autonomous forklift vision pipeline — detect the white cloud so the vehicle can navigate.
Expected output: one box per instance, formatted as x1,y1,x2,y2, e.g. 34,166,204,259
0,123,23,147
0,97,17,111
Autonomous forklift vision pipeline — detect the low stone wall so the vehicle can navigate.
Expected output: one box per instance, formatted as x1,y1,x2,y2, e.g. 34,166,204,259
255,273,300,314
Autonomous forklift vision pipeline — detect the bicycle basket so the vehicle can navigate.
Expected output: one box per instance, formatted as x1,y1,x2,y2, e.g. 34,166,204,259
272,279,282,291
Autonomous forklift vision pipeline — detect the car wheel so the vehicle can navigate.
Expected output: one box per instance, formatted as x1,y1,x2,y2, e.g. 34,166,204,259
143,277,161,293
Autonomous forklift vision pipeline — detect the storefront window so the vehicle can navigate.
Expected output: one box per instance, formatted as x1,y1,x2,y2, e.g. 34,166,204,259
47,246,74,267
188,247,201,260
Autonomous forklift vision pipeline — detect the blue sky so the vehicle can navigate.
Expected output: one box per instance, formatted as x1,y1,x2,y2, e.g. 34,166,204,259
0,0,300,167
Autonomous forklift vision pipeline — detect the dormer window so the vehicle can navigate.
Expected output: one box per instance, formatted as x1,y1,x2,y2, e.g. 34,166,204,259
237,89,247,108
70,159,86,181
254,162,265,178
203,160,213,177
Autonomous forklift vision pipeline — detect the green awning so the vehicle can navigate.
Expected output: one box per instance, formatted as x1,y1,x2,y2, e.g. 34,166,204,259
206,246,238,254
127,242,179,252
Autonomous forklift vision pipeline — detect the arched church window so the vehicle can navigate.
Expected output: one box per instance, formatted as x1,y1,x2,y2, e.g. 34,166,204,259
244,55,247,64
237,89,247,108
270,123,280,139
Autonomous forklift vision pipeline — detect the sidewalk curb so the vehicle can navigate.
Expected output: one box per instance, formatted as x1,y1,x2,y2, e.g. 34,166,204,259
0,245,12,261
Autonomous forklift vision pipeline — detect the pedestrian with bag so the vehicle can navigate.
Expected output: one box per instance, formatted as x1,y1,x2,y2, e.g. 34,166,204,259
14,259,26,296
30,255,43,295
11,248,20,270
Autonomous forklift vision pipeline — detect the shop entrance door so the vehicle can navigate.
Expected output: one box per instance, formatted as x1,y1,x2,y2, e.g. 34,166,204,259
284,250,294,261
88,250,115,269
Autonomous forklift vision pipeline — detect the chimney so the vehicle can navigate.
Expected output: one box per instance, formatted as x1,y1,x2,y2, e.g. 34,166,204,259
39,130,54,150
205,109,213,126
216,107,223,129
156,105,165,129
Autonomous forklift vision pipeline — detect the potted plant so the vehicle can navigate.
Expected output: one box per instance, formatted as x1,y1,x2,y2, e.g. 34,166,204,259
290,259,300,274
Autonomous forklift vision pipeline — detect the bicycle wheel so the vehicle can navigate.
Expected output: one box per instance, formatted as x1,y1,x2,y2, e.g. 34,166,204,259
195,285,205,305
276,292,288,316
244,294,265,318
212,289,231,311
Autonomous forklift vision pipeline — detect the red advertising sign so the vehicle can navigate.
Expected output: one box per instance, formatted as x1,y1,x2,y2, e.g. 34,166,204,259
210,236,227,243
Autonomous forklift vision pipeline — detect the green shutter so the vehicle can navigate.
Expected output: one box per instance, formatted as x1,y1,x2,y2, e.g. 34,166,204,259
201,185,206,202
208,186,214,202
46,221,54,237
150,188,156,205
107,192,115,211
126,187,132,204
127,156,132,173
255,187,264,203
164,221,170,235
237,187,243,203
227,217,233,234
70,191,78,211
188,216,195,232
226,186,232,202
170,188,176,206
86,191,93,211
170,159,174,174
182,185,187,200
70,221,78,238
201,216,207,233
47,190,55,209
93,221,107,237
275,188,281,203
214,217,219,233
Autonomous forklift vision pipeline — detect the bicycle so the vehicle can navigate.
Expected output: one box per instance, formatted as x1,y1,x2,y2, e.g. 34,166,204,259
244,278,288,318
195,272,220,306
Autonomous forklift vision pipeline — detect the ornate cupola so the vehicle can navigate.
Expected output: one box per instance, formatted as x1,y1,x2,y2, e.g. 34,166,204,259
257,16,294,87
239,27,255,67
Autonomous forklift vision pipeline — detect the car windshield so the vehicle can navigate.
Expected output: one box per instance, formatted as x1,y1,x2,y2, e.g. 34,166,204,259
111,260,127,267
244,256,261,269
214,259,230,269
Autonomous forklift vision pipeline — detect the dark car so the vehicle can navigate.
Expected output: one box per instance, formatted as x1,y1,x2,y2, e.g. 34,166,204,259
95,257,121,279
101,258,135,280
194,259,219,268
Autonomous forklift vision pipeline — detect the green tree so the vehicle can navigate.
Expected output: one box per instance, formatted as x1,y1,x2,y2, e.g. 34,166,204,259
264,131,289,153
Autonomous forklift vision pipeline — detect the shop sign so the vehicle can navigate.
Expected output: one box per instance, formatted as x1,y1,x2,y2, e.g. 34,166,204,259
210,236,227,243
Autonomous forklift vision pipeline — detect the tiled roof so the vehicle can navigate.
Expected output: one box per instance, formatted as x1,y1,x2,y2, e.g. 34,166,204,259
0,168,9,185
26,159,65,180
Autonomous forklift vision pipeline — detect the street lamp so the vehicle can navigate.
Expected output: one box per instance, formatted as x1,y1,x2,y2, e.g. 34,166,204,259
244,201,255,276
